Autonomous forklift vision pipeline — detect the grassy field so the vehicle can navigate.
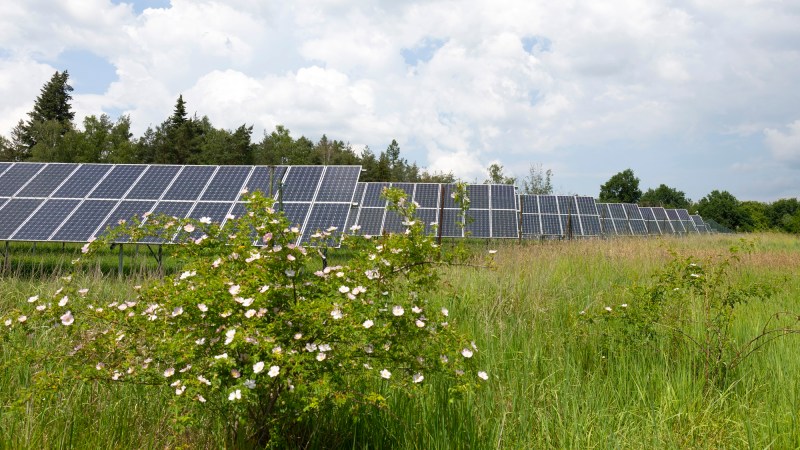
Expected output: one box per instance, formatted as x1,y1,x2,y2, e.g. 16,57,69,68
2,233,800,449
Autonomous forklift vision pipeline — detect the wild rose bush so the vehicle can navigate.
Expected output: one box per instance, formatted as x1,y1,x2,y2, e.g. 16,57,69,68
1,190,487,446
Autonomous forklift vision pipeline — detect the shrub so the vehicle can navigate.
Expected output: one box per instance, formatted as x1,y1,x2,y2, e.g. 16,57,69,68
1,190,487,446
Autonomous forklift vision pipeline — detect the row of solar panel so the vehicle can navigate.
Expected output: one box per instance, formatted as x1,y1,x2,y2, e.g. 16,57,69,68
345,182,520,238
0,163,361,244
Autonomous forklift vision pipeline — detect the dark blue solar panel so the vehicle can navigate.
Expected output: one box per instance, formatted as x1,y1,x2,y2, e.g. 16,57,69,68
490,185,517,210
281,203,310,230
126,165,181,199
53,165,111,198
639,207,656,221
677,209,692,221
652,207,669,220
466,185,489,209
11,199,80,241
613,219,631,235
520,195,539,214
362,182,389,207
491,210,519,238
0,199,43,239
383,210,405,234
522,214,541,235
601,218,615,235
622,204,643,220
356,208,385,236
0,163,46,196
301,203,350,245
539,196,558,214
90,165,147,199
413,184,440,208
581,216,602,236
139,201,194,244
52,200,117,242
282,166,323,202
201,166,252,201
389,182,415,206
665,209,680,221
352,183,366,204
441,184,458,209
244,166,287,198
608,204,627,219
16,164,79,197
630,220,648,235
645,219,662,235
465,209,490,238
576,197,598,215
189,202,233,224
0,162,11,176
557,196,576,215
162,166,216,200
415,208,439,235
93,200,155,241
315,166,361,202
345,204,360,232
541,214,562,235
440,209,463,237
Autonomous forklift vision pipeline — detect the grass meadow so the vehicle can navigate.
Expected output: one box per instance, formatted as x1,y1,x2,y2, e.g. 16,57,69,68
2,233,800,449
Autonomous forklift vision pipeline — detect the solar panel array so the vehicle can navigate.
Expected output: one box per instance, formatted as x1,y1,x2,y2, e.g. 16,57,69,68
519,195,601,237
0,162,715,245
0,163,361,246
346,182,519,238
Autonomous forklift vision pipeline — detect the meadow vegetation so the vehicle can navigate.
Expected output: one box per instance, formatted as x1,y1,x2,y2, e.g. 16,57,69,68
2,231,800,449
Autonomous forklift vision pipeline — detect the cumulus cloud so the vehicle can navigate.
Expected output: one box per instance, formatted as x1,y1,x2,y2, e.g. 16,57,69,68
764,120,800,166
1,0,800,198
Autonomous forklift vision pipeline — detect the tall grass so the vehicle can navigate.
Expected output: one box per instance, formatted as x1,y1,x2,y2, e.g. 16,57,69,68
2,233,800,448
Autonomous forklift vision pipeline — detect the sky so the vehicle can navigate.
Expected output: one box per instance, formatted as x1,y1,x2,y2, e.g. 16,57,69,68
1,0,799,202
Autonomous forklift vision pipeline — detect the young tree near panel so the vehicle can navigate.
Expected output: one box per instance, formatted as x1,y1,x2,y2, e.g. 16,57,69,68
599,168,642,203
521,163,553,194
485,163,516,185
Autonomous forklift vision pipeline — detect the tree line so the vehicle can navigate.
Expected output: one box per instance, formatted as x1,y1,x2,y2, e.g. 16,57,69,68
1,71,797,234
0,71,455,183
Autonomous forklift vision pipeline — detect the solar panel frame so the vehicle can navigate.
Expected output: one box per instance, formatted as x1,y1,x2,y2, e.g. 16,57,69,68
0,163,47,196
16,163,80,198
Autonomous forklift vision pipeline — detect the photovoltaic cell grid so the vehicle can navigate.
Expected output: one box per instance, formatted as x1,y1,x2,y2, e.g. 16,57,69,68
348,183,519,238
520,195,601,237
690,215,708,233
0,163,361,246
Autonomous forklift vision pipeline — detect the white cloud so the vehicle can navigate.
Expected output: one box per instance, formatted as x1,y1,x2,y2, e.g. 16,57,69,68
764,120,800,166
1,0,800,199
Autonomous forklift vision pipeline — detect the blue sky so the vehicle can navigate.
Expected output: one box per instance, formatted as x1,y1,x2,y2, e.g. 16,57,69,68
1,0,799,202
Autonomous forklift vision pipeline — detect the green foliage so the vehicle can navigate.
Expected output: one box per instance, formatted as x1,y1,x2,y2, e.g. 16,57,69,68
0,191,485,446
696,190,747,231
520,162,553,195
484,163,515,185
639,183,692,209
583,241,797,388
598,168,642,203
20,70,75,149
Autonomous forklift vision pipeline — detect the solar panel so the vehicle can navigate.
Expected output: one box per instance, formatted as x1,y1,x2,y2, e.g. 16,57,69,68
244,166,287,198
0,198,43,239
664,209,686,233
362,182,389,208
622,204,648,236
492,210,519,238
490,185,517,210
200,166,252,201
0,163,46,196
11,199,80,241
467,185,490,209
125,165,182,200
302,203,350,243
357,208,386,236
162,165,217,201
53,164,111,198
315,166,361,202
690,215,707,233
282,166,323,202
676,209,698,233
16,163,79,197
90,165,147,199
51,200,117,242
414,184,440,208
92,200,156,241
465,209,490,238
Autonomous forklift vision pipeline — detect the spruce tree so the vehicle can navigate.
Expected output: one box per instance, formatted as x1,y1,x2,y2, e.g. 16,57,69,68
22,70,75,148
